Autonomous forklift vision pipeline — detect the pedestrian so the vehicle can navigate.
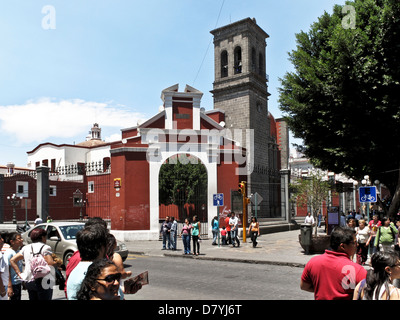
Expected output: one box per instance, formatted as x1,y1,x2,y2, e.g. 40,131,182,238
229,212,240,247
10,228,61,300
248,216,260,248
225,213,232,245
46,216,53,223
355,211,363,226
3,232,24,300
34,215,43,226
368,214,382,255
374,217,398,253
353,251,400,300
300,226,367,300
304,212,315,225
211,216,219,245
160,216,171,250
170,216,178,251
0,233,9,300
347,218,356,230
317,211,322,228
191,215,201,255
76,259,122,300
66,223,108,300
180,218,192,255
355,219,370,266
221,227,227,245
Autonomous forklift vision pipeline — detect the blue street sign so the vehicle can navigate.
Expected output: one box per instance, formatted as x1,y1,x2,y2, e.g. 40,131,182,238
213,193,224,206
359,186,377,203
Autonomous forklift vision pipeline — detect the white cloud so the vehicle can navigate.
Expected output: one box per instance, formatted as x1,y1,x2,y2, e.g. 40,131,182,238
0,98,146,144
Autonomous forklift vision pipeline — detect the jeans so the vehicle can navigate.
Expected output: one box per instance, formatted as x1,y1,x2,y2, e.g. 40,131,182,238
192,235,200,254
250,231,258,247
230,229,240,246
10,283,22,301
182,234,191,254
25,278,53,300
162,232,171,249
212,229,219,244
170,230,177,250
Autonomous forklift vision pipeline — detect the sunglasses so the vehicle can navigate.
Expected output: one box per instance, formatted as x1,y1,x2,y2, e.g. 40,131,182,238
97,273,122,284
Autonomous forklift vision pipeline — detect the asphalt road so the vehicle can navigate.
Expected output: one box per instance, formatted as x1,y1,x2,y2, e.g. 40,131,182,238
21,253,314,300
125,254,313,300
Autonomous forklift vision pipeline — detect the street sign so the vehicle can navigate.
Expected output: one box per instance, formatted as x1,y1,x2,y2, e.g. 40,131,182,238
359,186,377,203
213,193,224,206
250,192,263,205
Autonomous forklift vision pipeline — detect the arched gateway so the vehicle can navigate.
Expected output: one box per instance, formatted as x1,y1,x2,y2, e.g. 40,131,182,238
110,84,248,241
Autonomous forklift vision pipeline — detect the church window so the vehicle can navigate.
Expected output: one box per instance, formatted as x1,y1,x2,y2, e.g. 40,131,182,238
234,46,242,74
221,50,228,78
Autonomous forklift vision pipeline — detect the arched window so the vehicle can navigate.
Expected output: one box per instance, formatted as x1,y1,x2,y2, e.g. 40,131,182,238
221,50,228,78
234,46,242,74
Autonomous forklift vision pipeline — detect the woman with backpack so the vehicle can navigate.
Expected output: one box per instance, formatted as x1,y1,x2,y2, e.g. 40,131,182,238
10,228,61,300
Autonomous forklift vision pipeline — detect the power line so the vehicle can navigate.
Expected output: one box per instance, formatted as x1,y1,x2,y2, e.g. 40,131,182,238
192,0,226,85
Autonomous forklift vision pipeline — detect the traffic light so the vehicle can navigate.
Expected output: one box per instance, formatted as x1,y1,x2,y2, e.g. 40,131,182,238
238,181,246,195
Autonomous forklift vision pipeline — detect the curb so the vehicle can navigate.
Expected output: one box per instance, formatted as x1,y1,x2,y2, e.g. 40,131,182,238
128,250,307,268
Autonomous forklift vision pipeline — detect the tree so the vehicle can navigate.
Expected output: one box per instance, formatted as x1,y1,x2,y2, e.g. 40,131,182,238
279,0,400,218
159,155,207,221
290,171,332,235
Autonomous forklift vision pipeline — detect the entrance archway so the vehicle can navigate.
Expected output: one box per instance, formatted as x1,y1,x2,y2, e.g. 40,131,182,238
158,154,208,223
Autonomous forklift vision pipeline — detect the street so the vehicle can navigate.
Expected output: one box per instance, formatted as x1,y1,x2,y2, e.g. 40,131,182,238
23,254,313,300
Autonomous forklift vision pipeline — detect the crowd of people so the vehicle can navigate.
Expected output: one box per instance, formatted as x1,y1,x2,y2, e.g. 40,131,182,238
160,212,261,255
0,217,142,300
301,212,400,300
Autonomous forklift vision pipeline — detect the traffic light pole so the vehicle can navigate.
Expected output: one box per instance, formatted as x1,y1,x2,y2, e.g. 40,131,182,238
238,181,248,243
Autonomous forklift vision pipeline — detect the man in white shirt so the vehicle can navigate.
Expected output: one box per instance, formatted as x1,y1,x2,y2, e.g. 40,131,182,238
304,212,315,225
229,212,240,247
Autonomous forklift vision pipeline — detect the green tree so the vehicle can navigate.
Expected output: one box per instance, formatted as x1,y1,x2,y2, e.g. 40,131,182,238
159,155,207,221
290,171,332,235
279,0,400,217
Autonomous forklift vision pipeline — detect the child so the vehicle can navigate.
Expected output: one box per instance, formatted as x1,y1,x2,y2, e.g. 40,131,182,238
221,226,227,245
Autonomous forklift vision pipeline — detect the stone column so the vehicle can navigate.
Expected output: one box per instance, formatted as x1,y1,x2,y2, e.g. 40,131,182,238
280,169,291,223
36,166,49,221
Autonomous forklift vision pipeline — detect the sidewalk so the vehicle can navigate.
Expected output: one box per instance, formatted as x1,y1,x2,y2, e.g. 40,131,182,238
125,229,320,268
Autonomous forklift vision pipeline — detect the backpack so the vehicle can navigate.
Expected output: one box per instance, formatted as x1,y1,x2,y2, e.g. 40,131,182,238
30,245,51,279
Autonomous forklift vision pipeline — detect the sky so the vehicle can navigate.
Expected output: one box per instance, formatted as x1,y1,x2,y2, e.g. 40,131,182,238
0,0,347,168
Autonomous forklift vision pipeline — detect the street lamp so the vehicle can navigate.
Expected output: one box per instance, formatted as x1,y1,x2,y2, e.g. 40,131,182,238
353,180,358,212
361,175,371,220
73,189,86,220
7,194,22,224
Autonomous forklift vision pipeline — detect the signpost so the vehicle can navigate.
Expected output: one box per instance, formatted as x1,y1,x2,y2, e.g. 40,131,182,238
250,192,263,219
359,186,377,220
213,193,224,247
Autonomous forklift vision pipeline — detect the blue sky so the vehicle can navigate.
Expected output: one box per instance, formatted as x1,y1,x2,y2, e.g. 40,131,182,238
0,0,346,167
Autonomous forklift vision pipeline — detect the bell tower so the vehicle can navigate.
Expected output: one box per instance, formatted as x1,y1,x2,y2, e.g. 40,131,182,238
211,18,276,217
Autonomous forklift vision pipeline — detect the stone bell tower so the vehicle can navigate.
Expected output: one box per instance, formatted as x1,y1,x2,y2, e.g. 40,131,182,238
211,17,278,218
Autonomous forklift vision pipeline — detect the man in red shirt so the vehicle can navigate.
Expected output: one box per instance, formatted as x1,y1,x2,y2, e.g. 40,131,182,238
300,226,367,300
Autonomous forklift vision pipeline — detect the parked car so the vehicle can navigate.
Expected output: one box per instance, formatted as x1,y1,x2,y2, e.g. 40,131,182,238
20,221,128,267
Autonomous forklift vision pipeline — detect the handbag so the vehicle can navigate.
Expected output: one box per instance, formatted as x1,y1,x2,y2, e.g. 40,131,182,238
55,269,66,290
